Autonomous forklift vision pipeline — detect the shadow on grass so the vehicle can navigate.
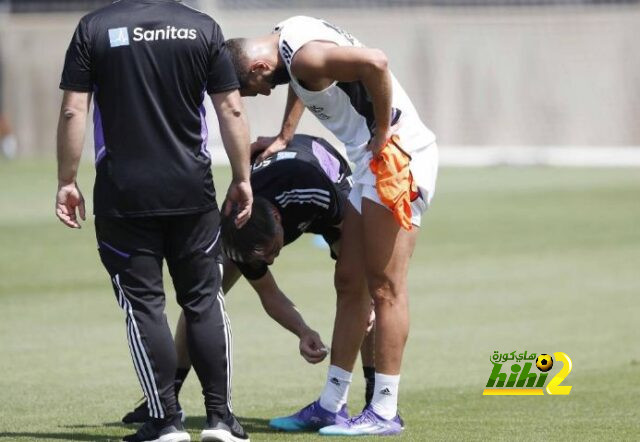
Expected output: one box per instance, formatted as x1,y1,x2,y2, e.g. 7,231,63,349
41,415,275,440
2,422,136,441
236,416,273,434
184,416,274,435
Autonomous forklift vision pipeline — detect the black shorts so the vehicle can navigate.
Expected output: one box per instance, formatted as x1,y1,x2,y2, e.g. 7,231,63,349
95,209,222,305
313,171,351,258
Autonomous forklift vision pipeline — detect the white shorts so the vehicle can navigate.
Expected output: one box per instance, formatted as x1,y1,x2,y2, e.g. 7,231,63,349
348,142,439,227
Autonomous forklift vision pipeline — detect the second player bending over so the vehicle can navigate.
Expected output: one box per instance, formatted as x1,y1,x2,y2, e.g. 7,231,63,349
122,134,377,426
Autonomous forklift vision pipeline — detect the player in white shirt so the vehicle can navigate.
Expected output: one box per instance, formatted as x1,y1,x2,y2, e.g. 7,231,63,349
226,16,438,436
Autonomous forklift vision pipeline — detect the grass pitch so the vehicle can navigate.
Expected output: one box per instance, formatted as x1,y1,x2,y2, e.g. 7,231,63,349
0,161,639,441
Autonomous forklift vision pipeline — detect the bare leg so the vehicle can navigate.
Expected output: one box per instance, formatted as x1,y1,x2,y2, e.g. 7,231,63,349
362,198,418,375
330,203,372,371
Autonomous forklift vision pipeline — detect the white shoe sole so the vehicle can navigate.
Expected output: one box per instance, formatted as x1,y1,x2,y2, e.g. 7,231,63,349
201,429,249,442
154,431,191,442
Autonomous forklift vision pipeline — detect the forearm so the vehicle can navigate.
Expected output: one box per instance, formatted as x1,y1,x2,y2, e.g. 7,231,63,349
293,44,392,138
213,91,251,183
278,85,305,142
57,95,90,184
259,288,312,338
361,59,392,137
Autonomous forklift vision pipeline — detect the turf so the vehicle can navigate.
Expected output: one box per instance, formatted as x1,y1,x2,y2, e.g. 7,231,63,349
0,161,639,441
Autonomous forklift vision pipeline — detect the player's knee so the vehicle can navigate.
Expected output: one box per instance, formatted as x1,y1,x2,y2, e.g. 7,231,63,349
367,273,401,305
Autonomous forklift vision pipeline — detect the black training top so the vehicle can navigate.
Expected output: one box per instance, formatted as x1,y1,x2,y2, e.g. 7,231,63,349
235,134,352,280
60,0,239,217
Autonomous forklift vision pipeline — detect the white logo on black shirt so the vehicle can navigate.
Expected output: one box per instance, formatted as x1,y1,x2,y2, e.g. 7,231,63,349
108,27,130,47
132,26,197,42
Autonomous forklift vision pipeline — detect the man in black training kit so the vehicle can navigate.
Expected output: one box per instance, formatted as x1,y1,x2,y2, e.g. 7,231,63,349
122,134,378,425
56,1,252,441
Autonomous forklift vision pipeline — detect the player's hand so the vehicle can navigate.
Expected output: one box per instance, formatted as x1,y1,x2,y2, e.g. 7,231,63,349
366,122,401,156
251,135,289,163
299,328,328,364
224,180,253,228
56,181,86,229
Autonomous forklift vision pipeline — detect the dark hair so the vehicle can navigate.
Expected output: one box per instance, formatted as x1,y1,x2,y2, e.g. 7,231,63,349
225,38,250,89
221,196,279,263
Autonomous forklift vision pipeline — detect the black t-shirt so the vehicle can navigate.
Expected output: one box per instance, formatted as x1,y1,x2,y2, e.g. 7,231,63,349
60,0,239,217
235,134,352,280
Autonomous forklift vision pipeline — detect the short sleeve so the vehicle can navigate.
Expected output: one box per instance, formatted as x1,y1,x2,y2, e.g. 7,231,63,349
234,260,269,281
207,24,240,94
60,19,93,92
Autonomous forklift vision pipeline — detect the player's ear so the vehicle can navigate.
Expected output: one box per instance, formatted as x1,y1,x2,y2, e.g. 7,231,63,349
250,60,270,73
271,206,282,224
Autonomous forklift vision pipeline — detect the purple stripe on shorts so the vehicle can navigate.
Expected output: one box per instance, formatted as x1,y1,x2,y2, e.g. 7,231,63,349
311,140,340,182
93,99,106,165
99,241,131,258
199,93,210,158
95,145,106,165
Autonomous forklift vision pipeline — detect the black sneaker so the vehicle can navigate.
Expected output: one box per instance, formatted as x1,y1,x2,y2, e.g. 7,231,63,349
122,399,186,424
122,417,190,442
201,413,249,442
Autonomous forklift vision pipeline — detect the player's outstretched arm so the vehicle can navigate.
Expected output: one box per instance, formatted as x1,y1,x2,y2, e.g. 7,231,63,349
249,269,328,364
252,85,305,163
293,42,393,155
211,89,253,227
56,90,91,229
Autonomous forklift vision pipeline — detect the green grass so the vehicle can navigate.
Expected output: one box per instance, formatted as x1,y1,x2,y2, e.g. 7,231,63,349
1,160,639,441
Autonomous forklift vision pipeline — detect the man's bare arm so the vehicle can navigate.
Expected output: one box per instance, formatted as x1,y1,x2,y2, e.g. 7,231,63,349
252,84,306,163
56,91,91,228
249,270,328,364
211,90,253,226
280,84,306,142
292,42,393,154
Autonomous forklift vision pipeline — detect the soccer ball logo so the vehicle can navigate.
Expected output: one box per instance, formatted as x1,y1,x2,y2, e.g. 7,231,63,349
536,354,553,372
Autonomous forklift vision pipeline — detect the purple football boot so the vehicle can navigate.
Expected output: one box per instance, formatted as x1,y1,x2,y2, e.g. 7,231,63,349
319,406,404,436
269,400,349,432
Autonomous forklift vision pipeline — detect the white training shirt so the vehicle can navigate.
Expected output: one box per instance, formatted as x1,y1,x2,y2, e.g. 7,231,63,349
274,16,436,183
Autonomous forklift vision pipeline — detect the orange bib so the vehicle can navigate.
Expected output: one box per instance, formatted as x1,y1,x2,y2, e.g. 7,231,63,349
369,135,418,231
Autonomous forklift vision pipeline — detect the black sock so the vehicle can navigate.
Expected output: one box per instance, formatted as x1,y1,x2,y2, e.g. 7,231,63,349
174,367,191,400
363,366,375,407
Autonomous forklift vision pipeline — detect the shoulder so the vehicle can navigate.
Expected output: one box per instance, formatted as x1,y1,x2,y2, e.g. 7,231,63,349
76,3,111,31
276,16,338,66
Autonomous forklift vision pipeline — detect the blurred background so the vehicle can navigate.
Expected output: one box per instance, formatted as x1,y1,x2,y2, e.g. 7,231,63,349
1,0,639,165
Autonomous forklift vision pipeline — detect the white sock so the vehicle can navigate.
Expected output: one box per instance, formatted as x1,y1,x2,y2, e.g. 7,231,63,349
319,365,353,412
370,372,400,419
